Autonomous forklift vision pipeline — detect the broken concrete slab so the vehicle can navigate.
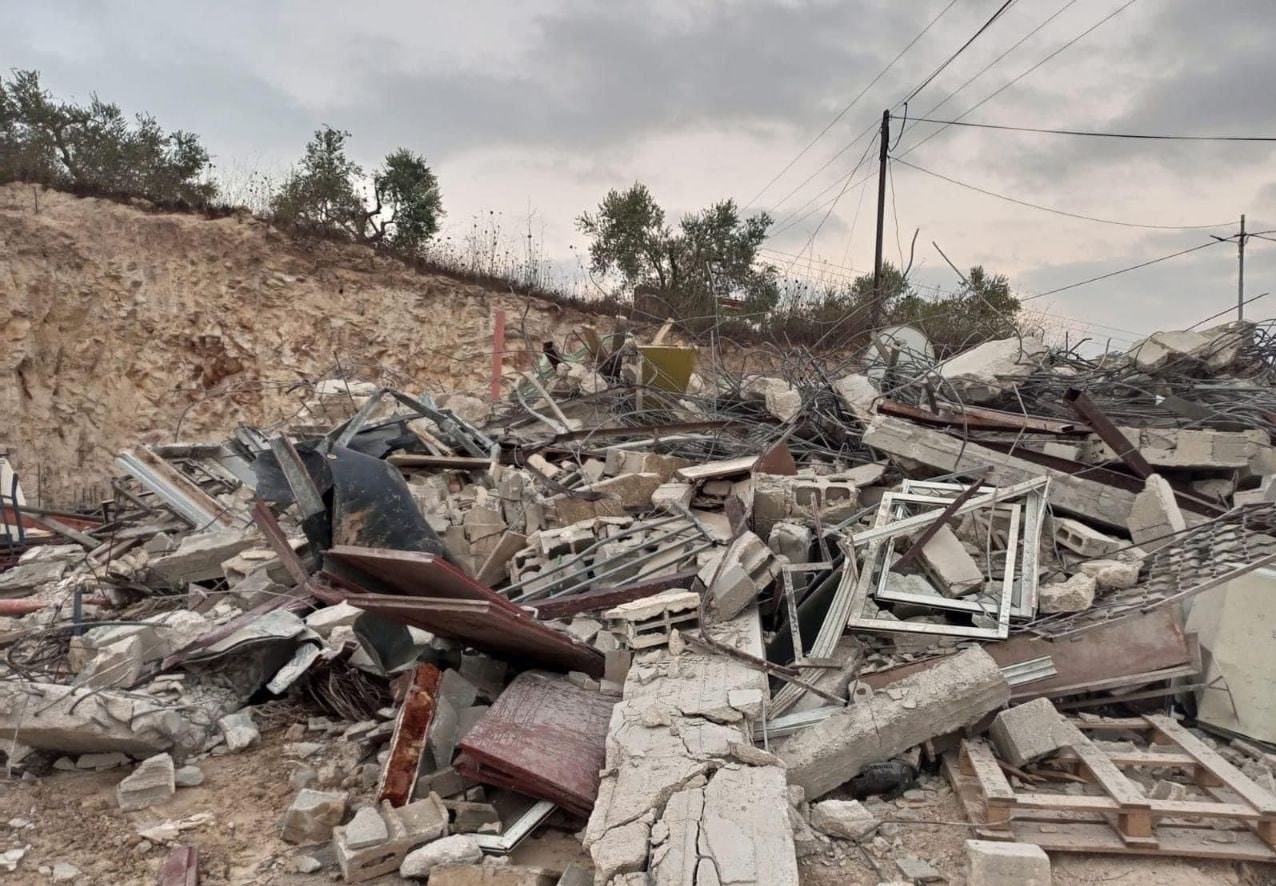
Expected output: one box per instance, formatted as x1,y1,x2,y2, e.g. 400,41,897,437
1129,473,1187,550
938,336,1046,403
149,529,257,584
335,794,450,882
0,680,229,757
865,416,1138,531
916,524,984,596
697,531,781,620
752,473,859,540
116,753,175,811
777,647,1009,799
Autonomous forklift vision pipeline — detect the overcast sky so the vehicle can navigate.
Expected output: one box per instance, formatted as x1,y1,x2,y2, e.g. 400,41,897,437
5,0,1276,345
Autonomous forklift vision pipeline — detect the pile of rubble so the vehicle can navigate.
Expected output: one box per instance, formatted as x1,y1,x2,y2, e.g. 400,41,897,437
3,317,1276,884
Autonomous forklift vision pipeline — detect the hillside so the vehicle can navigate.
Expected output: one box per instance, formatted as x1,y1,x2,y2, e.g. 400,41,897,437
0,184,614,505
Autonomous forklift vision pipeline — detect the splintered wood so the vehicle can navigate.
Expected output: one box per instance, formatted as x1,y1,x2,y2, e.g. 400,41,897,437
945,714,1276,862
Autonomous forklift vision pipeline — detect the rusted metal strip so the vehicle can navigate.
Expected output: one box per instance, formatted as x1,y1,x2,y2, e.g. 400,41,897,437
529,570,699,620
889,469,989,573
376,662,442,807
1063,388,1154,480
550,419,742,443
879,399,1088,435
251,499,310,586
156,845,199,886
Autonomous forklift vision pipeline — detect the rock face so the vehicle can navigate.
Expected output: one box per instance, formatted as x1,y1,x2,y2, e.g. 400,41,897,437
0,184,640,504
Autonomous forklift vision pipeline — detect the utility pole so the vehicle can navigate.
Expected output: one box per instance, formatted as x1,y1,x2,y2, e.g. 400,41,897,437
1238,213,1246,321
871,109,891,330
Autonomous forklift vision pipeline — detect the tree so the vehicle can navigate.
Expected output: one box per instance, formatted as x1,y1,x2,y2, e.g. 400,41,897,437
0,69,216,205
576,183,778,321
271,127,443,253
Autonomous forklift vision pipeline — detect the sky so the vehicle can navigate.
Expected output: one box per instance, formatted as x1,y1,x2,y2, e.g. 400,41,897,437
5,0,1276,346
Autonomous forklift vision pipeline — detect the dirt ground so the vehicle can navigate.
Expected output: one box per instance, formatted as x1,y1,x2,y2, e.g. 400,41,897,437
1,722,1272,885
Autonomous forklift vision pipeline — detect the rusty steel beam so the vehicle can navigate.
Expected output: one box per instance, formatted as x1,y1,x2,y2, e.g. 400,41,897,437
1063,388,1154,480
529,570,699,620
879,399,1089,435
376,662,442,807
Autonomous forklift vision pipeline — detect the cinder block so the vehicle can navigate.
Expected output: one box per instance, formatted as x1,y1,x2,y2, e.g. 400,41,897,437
989,698,1069,767
965,839,1051,886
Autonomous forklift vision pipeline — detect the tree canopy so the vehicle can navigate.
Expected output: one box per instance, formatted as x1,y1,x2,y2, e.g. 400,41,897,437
0,69,216,205
577,183,778,321
271,126,443,253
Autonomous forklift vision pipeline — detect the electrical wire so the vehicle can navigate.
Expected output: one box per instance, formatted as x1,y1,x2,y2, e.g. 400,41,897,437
902,116,1276,142
892,156,1236,230
1022,239,1227,302
900,0,1020,105
918,0,1080,122
897,0,1141,160
745,0,962,209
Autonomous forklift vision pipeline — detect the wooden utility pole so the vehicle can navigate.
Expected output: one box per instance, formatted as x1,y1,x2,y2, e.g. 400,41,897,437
1238,214,1246,321
871,109,891,329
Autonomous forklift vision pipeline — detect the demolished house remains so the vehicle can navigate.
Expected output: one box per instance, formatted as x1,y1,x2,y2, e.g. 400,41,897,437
3,315,1276,883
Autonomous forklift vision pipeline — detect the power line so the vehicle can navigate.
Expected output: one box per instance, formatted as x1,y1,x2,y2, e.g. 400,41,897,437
901,0,1020,105
898,0,1141,160
1023,239,1227,302
892,157,1235,230
903,117,1276,142
745,0,962,208
917,0,1080,123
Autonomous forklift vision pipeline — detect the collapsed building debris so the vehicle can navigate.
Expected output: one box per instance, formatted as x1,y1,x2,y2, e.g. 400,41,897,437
6,319,1276,882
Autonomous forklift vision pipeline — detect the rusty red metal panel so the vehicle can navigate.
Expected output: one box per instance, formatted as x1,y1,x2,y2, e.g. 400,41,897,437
454,671,616,817
157,845,199,886
325,546,524,614
315,586,605,677
377,662,442,807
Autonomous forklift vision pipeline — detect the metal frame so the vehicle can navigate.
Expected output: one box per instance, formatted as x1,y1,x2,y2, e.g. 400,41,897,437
872,492,1021,617
900,478,1047,618
846,478,1050,641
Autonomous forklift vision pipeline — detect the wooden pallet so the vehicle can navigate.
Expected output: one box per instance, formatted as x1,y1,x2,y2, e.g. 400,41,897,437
944,714,1276,862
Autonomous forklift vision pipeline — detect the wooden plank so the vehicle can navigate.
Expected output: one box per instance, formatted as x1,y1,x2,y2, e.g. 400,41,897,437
388,454,492,470
1146,715,1276,816
1055,749,1197,768
961,740,1017,801
1007,821,1276,862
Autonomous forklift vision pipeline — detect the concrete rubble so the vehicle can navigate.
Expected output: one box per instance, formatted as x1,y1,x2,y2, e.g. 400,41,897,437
3,317,1276,883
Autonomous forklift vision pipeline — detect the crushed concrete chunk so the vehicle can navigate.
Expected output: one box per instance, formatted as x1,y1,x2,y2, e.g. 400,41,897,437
809,799,878,840
218,710,259,752
344,805,389,850
400,834,483,879
939,336,1046,403
1079,558,1140,589
280,789,347,844
1129,474,1186,550
1037,573,1096,614
989,698,1071,767
965,839,1051,886
116,753,175,811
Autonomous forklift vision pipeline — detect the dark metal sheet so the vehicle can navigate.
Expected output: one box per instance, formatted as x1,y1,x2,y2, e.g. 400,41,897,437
328,447,445,554
528,571,699,620
455,671,616,817
325,546,524,613
314,586,605,677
